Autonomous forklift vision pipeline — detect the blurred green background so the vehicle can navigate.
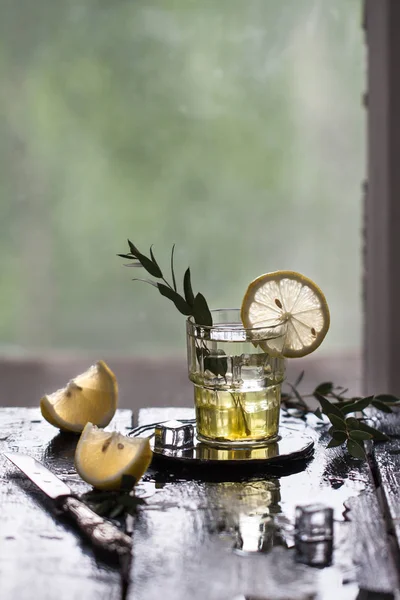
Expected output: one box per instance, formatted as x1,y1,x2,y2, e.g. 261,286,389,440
0,0,364,358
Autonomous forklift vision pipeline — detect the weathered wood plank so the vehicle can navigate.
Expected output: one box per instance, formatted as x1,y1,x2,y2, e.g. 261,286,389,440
0,408,132,600
369,409,400,589
1,407,399,600
345,489,398,597
129,408,398,600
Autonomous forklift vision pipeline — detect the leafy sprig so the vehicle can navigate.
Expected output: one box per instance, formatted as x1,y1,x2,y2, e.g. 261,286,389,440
119,240,230,379
80,475,145,519
118,240,213,326
282,372,400,459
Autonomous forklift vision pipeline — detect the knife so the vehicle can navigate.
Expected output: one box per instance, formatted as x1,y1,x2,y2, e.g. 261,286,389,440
4,452,132,560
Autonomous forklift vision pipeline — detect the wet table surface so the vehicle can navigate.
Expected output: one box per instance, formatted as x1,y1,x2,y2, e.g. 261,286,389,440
1,406,400,600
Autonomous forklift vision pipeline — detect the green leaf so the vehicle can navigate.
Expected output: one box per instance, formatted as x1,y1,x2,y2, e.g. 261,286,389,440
120,474,137,491
345,417,360,430
331,430,348,442
314,392,344,419
332,397,359,406
127,239,139,256
339,396,373,414
95,499,115,516
109,504,125,519
183,268,195,307
132,277,158,287
170,243,177,291
215,354,228,377
328,414,347,431
132,278,158,288
127,240,162,278
371,399,393,413
349,430,373,441
195,346,206,363
330,386,349,401
149,246,163,277
196,347,228,378
287,383,307,407
327,438,346,448
204,354,228,378
137,253,162,278
294,370,305,388
314,382,333,396
347,439,366,459
117,253,136,260
157,284,192,315
374,393,400,404
314,407,323,420
192,293,213,326
118,495,146,509
124,263,144,268
357,421,389,441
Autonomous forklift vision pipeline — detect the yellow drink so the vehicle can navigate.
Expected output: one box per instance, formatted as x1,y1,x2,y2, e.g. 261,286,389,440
194,385,281,444
187,309,285,447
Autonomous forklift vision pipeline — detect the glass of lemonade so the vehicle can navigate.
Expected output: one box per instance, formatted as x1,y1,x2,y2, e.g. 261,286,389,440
186,308,285,447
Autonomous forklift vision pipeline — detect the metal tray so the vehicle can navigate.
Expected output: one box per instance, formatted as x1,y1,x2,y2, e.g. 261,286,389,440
129,417,315,477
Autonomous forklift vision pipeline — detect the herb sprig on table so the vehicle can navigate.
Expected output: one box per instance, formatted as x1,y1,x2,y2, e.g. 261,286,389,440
80,475,145,519
283,371,400,459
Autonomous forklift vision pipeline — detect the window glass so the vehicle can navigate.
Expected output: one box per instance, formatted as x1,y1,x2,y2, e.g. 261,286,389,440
0,0,364,356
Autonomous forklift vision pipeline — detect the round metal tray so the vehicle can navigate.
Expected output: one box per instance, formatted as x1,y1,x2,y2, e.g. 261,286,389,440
129,419,315,476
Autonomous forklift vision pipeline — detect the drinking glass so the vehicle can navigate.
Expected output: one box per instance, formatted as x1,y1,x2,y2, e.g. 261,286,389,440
186,308,285,447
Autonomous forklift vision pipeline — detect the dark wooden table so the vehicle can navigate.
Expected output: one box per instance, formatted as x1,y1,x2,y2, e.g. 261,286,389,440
1,406,399,600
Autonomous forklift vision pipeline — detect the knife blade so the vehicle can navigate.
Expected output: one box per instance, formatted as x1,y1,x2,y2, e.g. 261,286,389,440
4,452,132,560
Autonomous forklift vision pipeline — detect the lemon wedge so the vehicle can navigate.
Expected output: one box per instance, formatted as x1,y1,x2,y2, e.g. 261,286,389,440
40,360,118,432
241,270,330,358
75,423,152,490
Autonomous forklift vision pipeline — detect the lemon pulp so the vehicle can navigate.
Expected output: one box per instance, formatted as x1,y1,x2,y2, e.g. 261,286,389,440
40,360,118,432
241,270,330,358
75,422,152,490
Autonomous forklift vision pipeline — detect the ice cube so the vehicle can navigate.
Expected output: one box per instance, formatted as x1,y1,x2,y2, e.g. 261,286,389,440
295,539,333,567
295,503,333,542
233,513,274,554
154,420,194,449
294,503,334,567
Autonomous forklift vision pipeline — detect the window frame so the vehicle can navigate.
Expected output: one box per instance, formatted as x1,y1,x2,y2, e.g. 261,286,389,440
363,0,400,394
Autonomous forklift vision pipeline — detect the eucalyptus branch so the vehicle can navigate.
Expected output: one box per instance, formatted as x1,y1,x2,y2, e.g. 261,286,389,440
118,240,212,324
282,372,400,459
119,240,225,377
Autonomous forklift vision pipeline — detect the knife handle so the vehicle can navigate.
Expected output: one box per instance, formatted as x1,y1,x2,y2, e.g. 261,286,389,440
55,495,132,559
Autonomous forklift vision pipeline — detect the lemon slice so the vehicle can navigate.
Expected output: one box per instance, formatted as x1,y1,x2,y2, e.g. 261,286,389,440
40,360,118,432
241,270,330,358
75,423,152,490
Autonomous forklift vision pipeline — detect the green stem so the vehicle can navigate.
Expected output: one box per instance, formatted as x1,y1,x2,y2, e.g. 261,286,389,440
162,277,174,290
230,392,251,436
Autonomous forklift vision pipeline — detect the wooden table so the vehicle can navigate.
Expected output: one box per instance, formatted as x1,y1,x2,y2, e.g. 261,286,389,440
1,406,399,600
